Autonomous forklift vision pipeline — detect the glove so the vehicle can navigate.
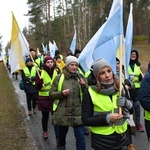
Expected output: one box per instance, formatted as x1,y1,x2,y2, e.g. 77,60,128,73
124,79,131,87
35,78,43,90
124,79,135,89
38,78,43,85
117,96,132,109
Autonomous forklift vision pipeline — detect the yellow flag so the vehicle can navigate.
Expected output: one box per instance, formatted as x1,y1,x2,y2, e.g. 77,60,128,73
10,12,29,74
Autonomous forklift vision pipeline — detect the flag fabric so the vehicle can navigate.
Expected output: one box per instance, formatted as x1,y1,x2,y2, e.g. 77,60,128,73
78,0,123,73
42,43,48,54
53,40,58,51
70,31,76,55
10,12,29,74
49,41,55,58
125,3,133,78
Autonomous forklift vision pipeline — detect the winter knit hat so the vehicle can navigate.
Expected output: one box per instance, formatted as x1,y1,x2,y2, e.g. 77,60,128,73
65,56,79,66
91,58,111,78
25,58,33,64
44,56,54,64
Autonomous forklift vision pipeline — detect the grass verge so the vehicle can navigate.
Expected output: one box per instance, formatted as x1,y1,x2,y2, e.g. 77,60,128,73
0,62,35,150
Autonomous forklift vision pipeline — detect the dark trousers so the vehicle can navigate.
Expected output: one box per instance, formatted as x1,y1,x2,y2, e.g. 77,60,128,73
59,125,86,150
26,93,37,111
42,111,49,132
42,111,60,137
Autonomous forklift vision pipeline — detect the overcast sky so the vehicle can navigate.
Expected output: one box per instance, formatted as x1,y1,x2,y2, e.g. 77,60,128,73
0,0,29,49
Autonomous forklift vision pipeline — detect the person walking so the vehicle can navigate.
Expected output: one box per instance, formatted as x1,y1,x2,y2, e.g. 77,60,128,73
82,58,134,150
21,58,38,116
139,61,150,141
35,56,60,145
128,49,144,132
116,57,135,150
50,56,87,150
74,49,90,135
29,48,43,69
55,55,66,73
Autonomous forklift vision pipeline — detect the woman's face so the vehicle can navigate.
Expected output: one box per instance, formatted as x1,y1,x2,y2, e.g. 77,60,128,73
98,66,113,83
46,60,54,68
67,62,78,73
130,52,137,60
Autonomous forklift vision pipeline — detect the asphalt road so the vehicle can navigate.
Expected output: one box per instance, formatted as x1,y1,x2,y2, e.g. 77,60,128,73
10,72,149,150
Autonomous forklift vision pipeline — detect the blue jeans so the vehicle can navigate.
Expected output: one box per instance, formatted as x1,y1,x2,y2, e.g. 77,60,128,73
133,101,141,124
59,125,86,150
129,88,141,124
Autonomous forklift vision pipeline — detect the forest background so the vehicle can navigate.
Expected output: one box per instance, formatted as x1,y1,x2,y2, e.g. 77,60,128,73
0,0,149,55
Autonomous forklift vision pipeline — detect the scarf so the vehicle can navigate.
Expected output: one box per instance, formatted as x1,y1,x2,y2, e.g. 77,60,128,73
91,80,117,95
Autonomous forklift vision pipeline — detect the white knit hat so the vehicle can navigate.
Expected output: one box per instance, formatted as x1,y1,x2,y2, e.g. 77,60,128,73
91,58,111,78
65,56,79,66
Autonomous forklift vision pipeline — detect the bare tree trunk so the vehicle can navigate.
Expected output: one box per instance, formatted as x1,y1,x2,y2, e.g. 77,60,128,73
61,0,67,50
47,0,51,40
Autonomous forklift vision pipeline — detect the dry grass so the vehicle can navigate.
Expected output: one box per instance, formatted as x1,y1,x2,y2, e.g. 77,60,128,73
0,62,34,150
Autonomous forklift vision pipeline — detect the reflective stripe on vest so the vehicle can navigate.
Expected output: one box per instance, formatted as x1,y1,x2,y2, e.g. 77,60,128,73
39,70,57,96
144,110,150,120
53,74,64,111
23,66,36,85
78,68,91,78
34,58,41,69
128,64,141,88
88,87,127,135
53,73,82,111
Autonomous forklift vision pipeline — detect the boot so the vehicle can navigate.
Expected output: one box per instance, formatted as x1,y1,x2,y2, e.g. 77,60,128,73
127,144,135,150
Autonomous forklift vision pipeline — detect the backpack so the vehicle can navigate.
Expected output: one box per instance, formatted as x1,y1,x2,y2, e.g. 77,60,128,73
19,80,25,90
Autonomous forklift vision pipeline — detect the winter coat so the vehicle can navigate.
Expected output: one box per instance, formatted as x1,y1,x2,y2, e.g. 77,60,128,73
128,49,143,102
81,73,128,150
21,66,37,94
35,65,57,112
50,67,87,126
139,69,150,139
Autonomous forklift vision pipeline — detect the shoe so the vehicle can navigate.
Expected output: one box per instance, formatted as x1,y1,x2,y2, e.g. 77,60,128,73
28,111,32,116
84,126,89,135
127,144,135,150
33,109,36,114
136,123,144,132
43,132,48,139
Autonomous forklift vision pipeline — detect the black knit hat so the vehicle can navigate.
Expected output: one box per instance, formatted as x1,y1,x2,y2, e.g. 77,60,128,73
30,48,36,52
26,58,33,64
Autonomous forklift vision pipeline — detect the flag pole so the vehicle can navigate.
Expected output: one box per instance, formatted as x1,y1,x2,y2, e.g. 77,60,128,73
119,34,123,115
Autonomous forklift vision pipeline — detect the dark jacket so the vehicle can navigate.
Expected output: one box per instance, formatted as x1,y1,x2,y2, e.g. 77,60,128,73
21,66,37,94
50,67,87,126
82,73,127,149
139,69,150,139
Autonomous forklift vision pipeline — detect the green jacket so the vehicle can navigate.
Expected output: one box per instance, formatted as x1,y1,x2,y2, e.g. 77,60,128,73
50,67,87,126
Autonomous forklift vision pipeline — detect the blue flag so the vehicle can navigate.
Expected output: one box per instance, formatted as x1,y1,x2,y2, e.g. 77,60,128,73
42,43,48,54
49,41,56,58
70,31,76,55
78,0,123,73
53,40,58,51
125,3,133,78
